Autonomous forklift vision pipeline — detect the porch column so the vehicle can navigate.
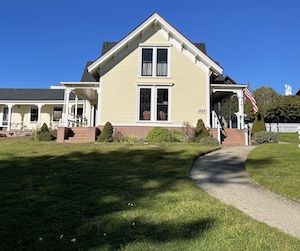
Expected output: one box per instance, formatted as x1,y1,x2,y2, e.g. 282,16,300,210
91,104,95,127
37,104,44,128
7,104,13,131
75,96,78,127
228,98,232,128
63,87,72,126
83,100,86,126
96,88,101,126
237,90,244,129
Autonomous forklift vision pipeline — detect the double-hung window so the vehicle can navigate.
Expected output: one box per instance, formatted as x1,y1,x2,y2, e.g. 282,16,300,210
141,46,169,77
53,107,63,122
30,106,38,122
138,84,172,122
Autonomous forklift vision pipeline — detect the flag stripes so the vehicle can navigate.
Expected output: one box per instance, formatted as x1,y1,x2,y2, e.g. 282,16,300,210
244,88,258,113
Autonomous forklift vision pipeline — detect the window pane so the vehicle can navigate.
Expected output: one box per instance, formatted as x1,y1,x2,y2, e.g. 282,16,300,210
142,49,153,76
53,107,63,121
31,106,38,122
157,89,168,121
140,88,151,120
157,49,168,76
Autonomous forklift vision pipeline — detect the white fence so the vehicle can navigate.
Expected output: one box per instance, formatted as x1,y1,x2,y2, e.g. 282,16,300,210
249,123,300,133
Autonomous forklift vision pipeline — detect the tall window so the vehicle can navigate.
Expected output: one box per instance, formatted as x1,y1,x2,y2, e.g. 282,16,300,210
2,107,8,125
138,86,170,122
30,106,38,122
141,47,169,77
141,49,153,76
53,107,63,121
156,49,168,76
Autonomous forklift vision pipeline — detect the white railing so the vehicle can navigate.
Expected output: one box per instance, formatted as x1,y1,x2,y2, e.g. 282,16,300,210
212,110,222,145
67,114,87,127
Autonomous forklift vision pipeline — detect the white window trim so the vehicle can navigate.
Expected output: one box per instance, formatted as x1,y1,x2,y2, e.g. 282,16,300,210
29,105,38,123
136,83,172,123
139,46,171,78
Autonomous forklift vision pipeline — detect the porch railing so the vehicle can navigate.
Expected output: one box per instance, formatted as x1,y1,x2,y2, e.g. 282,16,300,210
212,110,222,145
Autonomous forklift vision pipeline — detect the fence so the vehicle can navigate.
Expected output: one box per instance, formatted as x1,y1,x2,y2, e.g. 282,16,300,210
249,123,300,133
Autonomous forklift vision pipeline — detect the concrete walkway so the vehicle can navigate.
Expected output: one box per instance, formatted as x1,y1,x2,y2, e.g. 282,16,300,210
190,146,300,239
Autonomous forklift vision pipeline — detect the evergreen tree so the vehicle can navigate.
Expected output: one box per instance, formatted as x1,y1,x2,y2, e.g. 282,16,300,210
194,119,210,142
97,122,113,142
251,112,266,135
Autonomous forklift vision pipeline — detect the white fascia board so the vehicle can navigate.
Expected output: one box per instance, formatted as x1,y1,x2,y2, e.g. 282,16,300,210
87,13,223,75
60,82,99,88
211,84,247,89
0,100,82,105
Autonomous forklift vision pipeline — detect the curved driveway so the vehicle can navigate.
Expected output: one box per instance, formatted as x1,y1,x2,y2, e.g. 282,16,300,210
191,146,300,239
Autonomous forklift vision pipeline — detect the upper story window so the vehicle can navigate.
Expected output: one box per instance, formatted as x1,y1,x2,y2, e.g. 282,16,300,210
140,46,169,77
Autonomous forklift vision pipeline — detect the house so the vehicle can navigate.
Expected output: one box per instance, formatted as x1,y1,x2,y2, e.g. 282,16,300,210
0,87,84,135
1,12,250,145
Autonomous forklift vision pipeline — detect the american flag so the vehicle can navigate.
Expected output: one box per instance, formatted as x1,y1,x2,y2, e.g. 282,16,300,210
244,88,258,113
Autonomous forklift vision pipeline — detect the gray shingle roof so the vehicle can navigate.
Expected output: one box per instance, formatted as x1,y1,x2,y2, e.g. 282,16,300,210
81,61,97,82
193,43,206,54
101,42,118,56
0,88,78,101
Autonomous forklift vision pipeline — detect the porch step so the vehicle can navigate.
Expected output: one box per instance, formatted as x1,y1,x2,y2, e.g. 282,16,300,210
221,129,246,146
65,127,93,143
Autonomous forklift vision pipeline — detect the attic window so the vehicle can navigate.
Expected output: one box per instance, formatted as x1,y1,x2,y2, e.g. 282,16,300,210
140,47,169,77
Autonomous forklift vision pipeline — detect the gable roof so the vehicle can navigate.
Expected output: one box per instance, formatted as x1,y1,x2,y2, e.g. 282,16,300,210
0,88,78,101
88,12,223,75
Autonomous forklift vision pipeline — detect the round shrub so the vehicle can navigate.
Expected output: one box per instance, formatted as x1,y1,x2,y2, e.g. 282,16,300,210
168,130,184,142
252,131,278,144
98,122,113,142
146,127,171,143
199,136,219,146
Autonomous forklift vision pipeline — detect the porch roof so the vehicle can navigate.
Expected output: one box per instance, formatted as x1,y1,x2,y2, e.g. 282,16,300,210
61,82,99,101
211,83,247,103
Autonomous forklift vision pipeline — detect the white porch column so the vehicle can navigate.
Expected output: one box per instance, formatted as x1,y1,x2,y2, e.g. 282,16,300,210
37,104,44,128
7,104,13,131
63,87,72,127
96,88,101,126
91,104,95,127
75,96,78,127
228,98,232,128
82,100,86,126
237,90,244,129
206,70,212,128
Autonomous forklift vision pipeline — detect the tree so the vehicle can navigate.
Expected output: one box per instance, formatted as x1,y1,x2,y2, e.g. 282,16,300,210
266,95,300,122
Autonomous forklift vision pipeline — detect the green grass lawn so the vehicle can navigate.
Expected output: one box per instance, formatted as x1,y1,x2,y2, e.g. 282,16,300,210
246,133,300,201
0,138,299,250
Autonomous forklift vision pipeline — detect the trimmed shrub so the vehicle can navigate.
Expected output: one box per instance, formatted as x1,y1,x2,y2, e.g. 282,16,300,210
194,119,210,142
97,122,113,142
146,127,184,143
251,112,266,135
112,129,124,142
199,136,219,146
252,131,279,144
146,127,171,143
40,123,49,132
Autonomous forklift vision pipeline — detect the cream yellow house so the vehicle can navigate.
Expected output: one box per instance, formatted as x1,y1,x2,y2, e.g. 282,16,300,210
1,12,250,145
60,12,249,144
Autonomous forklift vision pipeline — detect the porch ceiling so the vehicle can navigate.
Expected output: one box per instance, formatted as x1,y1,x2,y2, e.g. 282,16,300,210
211,83,247,104
61,82,99,101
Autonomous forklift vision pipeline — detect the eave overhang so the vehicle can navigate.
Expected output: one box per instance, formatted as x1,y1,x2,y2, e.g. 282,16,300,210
87,12,223,75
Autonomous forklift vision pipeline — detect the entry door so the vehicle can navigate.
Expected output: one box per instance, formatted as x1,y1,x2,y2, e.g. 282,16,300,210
2,107,8,126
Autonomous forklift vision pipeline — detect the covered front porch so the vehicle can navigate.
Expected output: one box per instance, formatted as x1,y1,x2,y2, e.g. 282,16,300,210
209,82,251,145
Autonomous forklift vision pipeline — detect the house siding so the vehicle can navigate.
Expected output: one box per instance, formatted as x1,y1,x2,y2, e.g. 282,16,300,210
100,29,208,127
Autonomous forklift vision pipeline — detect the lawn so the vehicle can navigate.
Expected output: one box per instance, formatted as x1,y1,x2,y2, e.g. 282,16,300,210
0,138,299,250
246,133,300,201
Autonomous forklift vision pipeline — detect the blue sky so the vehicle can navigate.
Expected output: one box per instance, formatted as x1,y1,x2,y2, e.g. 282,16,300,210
0,0,299,95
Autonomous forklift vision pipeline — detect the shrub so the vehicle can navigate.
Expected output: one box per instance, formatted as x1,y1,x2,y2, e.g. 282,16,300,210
97,122,113,142
168,130,184,142
112,129,124,142
252,131,279,144
194,119,210,142
146,127,184,143
146,127,171,143
251,112,266,135
199,136,219,146
35,123,56,141
181,121,195,142
120,135,138,143
40,123,49,132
